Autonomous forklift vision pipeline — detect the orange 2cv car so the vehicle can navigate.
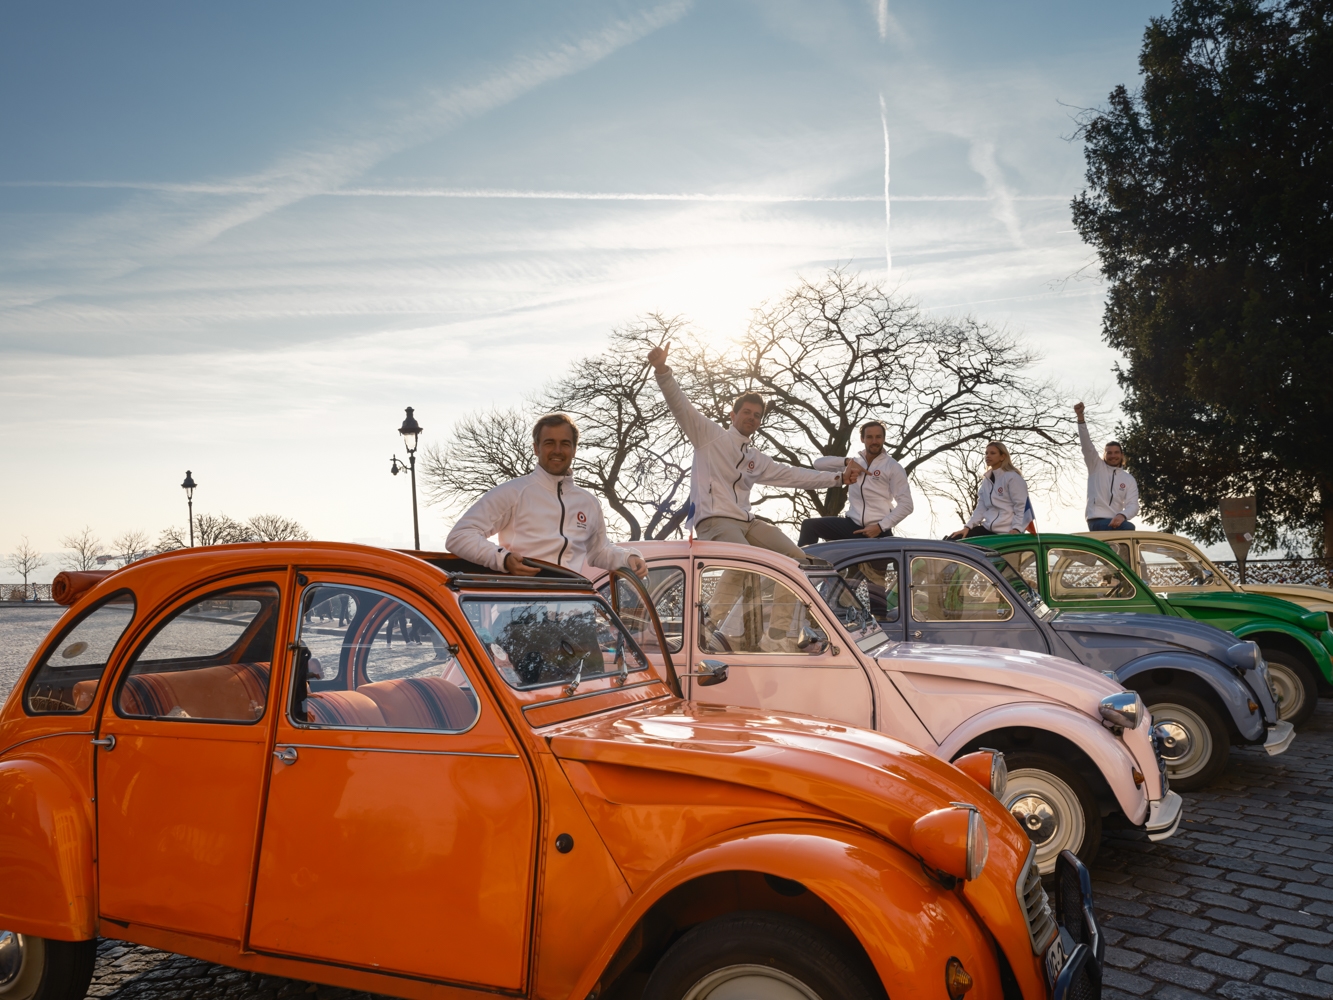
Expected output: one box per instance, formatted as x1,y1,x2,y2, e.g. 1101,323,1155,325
0,543,1103,1000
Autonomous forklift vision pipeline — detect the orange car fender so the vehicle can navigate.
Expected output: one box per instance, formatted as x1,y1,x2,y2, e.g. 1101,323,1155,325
569,820,1003,1000
0,756,95,940
936,702,1149,824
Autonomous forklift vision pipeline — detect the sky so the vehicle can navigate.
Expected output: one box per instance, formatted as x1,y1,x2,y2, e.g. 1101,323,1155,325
0,0,1180,577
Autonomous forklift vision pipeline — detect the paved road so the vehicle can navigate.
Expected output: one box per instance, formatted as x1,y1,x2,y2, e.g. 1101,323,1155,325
5,606,1333,998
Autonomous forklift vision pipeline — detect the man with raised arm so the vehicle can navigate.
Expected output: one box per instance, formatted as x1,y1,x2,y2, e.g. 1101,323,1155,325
447,413,648,579
798,419,914,544
649,343,859,650
1075,401,1140,530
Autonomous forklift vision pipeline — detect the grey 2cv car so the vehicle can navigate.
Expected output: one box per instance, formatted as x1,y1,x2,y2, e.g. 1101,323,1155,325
809,538,1292,792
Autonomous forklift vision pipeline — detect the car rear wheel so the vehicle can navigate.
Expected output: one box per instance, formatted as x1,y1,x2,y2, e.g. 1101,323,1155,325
1001,753,1101,875
1141,689,1229,791
0,933,96,1000
643,911,881,1000
1261,651,1318,727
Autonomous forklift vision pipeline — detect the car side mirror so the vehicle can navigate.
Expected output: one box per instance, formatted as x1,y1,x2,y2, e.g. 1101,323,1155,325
683,658,729,687
797,626,827,654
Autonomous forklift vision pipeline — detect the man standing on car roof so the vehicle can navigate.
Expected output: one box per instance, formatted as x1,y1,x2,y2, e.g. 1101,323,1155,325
648,343,858,649
447,413,648,579
1076,401,1139,530
797,420,914,544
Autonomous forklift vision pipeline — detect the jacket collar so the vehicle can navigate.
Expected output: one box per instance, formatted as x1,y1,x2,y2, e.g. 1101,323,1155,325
727,425,751,445
531,466,573,491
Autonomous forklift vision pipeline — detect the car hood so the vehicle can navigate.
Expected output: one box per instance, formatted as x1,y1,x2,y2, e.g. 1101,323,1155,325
548,699,1024,863
1240,584,1333,614
1051,610,1236,662
869,640,1121,719
1164,590,1326,630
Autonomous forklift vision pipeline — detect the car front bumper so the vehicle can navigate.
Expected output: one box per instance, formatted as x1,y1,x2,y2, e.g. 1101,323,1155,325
1051,851,1104,1000
1264,721,1295,756
1145,791,1183,842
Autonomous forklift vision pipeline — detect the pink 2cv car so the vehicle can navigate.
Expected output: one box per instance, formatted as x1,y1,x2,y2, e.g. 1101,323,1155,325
593,540,1181,874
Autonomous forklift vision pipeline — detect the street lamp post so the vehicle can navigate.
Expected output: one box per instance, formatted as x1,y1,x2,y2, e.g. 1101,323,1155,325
181,470,198,547
390,407,423,550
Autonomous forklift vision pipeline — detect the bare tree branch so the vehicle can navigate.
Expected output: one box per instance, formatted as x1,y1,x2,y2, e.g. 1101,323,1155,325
6,537,46,587
59,526,104,571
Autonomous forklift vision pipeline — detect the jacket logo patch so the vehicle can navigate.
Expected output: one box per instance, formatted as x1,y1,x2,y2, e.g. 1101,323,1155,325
996,487,1004,495
576,510,588,527
1118,483,1126,490
872,470,881,477
747,461,755,471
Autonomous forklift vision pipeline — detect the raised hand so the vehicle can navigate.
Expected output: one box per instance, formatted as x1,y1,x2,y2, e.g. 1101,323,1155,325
647,342,671,373
1074,401,1086,421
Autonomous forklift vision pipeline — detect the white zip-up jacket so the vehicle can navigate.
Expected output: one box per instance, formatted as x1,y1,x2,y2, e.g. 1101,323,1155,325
813,450,914,531
965,468,1029,533
1079,422,1140,521
446,467,638,575
657,369,842,524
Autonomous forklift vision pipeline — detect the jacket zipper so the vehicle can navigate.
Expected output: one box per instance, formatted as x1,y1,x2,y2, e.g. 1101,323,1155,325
730,444,748,515
556,481,570,566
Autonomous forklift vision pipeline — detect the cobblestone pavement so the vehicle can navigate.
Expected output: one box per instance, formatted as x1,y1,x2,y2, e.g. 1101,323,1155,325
3,613,1332,999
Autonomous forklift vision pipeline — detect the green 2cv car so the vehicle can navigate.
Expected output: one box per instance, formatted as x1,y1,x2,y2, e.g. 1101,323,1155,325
965,534,1333,728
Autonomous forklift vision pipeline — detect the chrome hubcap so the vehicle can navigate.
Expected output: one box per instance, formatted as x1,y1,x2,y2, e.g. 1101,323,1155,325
684,964,822,1000
1266,664,1303,722
1149,703,1214,781
1011,796,1058,842
1154,721,1192,760
1004,768,1086,875
0,932,23,989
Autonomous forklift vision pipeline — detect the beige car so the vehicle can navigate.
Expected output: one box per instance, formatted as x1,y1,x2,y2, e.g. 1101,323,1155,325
1084,529,1333,613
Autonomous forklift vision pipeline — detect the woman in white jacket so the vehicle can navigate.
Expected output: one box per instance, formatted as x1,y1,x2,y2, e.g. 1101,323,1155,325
946,441,1030,538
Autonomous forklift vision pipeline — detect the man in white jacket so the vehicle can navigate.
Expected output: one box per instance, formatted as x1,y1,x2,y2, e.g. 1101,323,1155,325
446,413,647,578
1075,402,1139,530
798,420,914,544
648,343,857,649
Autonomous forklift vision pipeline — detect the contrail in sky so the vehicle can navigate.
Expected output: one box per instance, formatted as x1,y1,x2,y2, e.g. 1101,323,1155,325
880,93,891,273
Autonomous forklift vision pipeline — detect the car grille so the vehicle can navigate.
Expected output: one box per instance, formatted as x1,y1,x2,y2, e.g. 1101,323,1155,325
1017,842,1057,953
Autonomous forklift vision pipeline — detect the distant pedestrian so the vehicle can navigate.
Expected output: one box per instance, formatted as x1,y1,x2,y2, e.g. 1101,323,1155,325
798,420,914,545
946,441,1029,538
1075,402,1139,530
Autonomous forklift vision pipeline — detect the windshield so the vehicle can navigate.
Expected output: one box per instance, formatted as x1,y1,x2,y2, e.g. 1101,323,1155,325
987,554,1056,620
1138,541,1230,591
804,571,888,651
461,597,649,693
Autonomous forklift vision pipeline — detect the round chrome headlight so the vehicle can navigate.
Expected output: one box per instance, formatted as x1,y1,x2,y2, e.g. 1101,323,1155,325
1099,691,1144,730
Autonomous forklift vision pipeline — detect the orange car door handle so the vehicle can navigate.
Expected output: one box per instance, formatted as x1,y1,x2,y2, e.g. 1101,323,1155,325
273,746,299,765
91,735,116,750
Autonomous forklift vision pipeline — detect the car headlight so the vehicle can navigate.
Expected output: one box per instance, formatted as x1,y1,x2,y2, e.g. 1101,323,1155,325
911,803,988,882
1099,691,1144,730
953,749,1007,800
1227,640,1261,671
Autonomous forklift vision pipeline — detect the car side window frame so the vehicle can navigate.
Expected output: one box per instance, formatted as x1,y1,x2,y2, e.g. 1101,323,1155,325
906,553,1016,624
23,588,138,716
695,559,839,657
285,577,483,735
111,579,284,726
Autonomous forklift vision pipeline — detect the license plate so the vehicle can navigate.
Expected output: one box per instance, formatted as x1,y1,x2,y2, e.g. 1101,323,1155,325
1044,934,1069,987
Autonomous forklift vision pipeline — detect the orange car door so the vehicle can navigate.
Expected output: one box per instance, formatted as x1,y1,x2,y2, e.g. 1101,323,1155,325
248,577,537,990
95,578,286,942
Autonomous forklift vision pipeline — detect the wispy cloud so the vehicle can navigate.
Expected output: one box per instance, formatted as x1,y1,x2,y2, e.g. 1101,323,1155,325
967,139,1026,248
880,93,892,272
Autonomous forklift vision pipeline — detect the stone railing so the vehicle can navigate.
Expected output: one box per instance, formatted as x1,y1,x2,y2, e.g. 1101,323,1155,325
1,583,53,602
1214,558,1333,588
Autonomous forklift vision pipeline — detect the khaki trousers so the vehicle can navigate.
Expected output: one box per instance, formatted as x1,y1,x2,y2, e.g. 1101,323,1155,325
695,516,807,634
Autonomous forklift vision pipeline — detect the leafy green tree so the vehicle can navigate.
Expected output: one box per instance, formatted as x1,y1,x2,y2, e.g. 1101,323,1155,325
1073,0,1333,553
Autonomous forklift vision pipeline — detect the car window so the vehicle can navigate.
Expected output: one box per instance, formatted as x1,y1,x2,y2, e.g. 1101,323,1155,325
598,566,684,654
698,566,828,654
25,590,136,715
987,553,1054,619
910,557,1013,622
1108,541,1132,562
805,572,887,650
836,559,901,623
117,584,280,724
1047,548,1138,601
1138,542,1221,589
292,584,480,732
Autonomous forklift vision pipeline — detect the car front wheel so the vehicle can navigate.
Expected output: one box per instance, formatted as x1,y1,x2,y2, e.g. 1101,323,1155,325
1001,752,1101,875
643,911,881,1000
1142,689,1230,791
1261,651,1318,727
0,932,96,1000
